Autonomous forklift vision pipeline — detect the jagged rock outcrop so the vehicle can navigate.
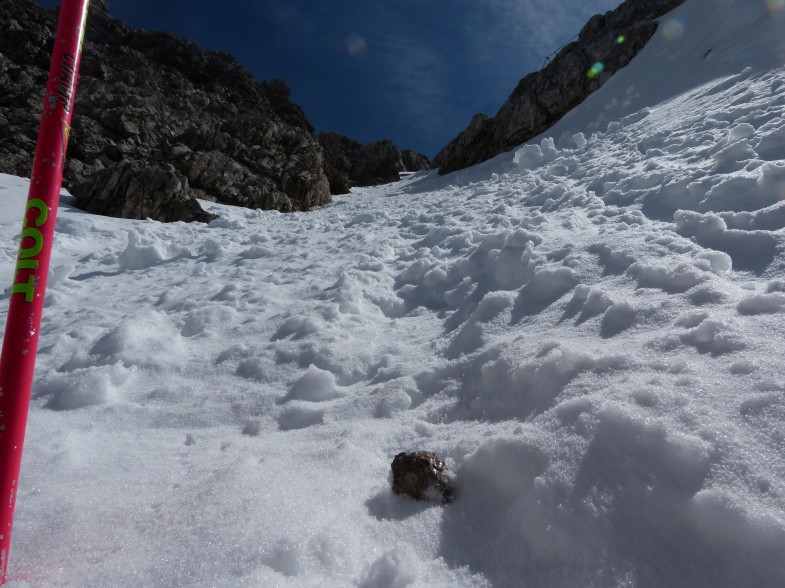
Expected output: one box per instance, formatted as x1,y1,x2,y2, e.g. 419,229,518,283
0,0,331,221
401,149,431,174
318,132,430,194
74,162,218,223
433,0,686,175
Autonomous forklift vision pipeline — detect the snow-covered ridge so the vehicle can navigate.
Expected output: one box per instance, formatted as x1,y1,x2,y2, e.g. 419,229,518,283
1,0,785,586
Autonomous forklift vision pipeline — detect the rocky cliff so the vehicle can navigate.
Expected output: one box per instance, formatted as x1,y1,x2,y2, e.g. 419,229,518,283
0,0,427,222
432,0,686,175
318,132,430,194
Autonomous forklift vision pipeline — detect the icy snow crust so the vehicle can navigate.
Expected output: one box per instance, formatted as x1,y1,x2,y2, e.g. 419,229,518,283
2,0,785,586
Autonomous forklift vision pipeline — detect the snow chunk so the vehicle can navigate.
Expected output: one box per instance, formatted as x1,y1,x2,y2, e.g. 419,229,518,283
237,245,274,259
629,262,708,293
445,411,715,586
76,310,186,369
373,380,415,418
513,267,578,319
180,306,239,337
757,125,785,161
118,228,190,271
40,364,131,410
236,356,271,381
346,212,384,227
273,316,321,340
726,122,756,143
242,420,262,436
697,161,785,215
674,210,778,272
198,238,224,260
688,489,785,584
588,243,635,275
759,162,785,204
587,405,713,494
465,344,625,421
493,241,539,290
48,263,75,289
712,138,757,172
675,310,709,328
513,138,559,170
277,406,325,430
322,272,366,314
680,319,746,355
600,301,636,338
447,292,515,358
737,292,785,315
562,285,613,323
695,250,732,274
287,365,342,402
358,545,420,588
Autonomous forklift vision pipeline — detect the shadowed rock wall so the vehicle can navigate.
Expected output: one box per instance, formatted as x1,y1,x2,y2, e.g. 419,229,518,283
0,0,331,221
11,0,677,214
319,132,430,194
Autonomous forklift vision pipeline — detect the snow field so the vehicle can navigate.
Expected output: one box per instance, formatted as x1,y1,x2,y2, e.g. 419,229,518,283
1,0,785,586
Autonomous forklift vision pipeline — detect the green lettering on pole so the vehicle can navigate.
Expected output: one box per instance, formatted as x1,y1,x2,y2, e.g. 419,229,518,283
14,260,39,271
24,199,48,228
10,276,36,303
18,229,43,260
10,200,47,303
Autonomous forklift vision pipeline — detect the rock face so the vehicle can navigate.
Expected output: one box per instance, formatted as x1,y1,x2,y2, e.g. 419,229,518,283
390,451,454,504
74,162,217,223
0,0,335,221
318,132,430,195
432,0,686,175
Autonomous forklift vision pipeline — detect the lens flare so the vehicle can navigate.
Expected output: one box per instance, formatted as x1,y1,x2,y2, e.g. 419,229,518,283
661,18,685,40
587,62,605,79
616,35,626,44
767,0,785,10
346,34,367,56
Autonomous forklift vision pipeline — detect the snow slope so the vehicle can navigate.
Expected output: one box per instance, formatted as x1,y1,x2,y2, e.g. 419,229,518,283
1,0,785,586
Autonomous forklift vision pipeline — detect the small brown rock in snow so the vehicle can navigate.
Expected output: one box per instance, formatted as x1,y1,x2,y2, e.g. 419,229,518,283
390,450,454,503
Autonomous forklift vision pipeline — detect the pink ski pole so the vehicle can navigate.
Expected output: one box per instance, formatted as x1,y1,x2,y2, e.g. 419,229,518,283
0,0,90,582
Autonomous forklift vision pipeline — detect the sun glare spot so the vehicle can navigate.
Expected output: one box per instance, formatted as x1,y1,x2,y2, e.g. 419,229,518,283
661,18,686,40
766,0,785,10
616,35,627,44
346,34,367,57
587,62,605,79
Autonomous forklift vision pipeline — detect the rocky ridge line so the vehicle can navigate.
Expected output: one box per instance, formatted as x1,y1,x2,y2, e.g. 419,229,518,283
432,0,686,175
319,132,430,195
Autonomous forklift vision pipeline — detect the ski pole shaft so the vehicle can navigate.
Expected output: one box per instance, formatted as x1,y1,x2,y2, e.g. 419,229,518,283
0,0,90,582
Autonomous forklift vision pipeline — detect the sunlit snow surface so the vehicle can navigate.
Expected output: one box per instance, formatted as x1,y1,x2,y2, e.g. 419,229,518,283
2,0,785,586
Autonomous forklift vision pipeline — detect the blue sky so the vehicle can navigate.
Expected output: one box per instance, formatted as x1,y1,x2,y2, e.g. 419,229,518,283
37,0,621,157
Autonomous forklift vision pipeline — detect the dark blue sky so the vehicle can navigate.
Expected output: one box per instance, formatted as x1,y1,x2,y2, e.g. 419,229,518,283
36,0,621,157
